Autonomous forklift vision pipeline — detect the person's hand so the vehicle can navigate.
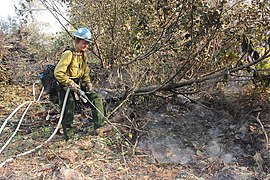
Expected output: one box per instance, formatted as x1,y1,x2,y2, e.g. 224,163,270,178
69,81,80,92
87,82,93,92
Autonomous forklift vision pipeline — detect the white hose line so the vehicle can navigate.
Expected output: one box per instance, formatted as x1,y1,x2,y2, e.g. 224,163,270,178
0,88,70,168
0,101,33,154
32,81,39,101
0,83,44,153
0,83,44,135
37,87,44,102
0,101,30,135
32,82,44,102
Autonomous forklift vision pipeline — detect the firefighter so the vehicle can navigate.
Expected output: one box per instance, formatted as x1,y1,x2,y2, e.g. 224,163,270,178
54,27,105,140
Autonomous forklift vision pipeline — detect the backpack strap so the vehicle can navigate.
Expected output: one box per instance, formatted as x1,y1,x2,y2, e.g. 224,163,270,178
63,45,74,52
62,45,87,79
62,46,75,71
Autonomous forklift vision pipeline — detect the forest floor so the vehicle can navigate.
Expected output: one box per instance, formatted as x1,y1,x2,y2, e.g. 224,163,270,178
0,81,270,179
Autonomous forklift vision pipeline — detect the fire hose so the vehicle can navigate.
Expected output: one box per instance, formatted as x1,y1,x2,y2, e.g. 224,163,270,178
0,86,70,168
0,86,131,168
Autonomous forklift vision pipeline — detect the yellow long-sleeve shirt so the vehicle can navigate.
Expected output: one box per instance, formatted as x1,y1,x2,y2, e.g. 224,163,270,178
54,50,91,86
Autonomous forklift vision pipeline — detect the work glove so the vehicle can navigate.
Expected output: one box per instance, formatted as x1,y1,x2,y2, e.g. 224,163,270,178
69,81,80,92
86,82,93,93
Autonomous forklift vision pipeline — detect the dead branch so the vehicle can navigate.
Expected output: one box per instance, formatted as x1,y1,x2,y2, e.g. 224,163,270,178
256,112,269,150
134,50,270,95
120,11,182,66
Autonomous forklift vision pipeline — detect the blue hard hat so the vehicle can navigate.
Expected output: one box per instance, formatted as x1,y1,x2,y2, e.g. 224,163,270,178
73,28,92,42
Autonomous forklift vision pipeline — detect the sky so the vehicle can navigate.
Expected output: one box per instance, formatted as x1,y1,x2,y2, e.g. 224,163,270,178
0,1,64,34
0,1,15,19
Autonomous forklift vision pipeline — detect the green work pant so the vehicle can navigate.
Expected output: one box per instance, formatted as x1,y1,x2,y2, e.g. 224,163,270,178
59,87,105,130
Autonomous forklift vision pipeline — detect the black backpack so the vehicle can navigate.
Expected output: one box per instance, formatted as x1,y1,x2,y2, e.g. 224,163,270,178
39,64,59,94
39,64,60,103
39,47,74,103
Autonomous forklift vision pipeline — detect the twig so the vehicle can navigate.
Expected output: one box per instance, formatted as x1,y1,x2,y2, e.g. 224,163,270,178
121,143,127,165
132,135,139,156
107,68,149,119
95,68,149,145
39,0,74,37
256,112,269,149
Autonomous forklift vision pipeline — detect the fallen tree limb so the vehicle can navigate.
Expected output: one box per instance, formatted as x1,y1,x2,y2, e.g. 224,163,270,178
134,50,270,95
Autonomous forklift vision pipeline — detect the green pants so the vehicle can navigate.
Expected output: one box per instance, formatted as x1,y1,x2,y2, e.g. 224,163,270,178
59,87,105,130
